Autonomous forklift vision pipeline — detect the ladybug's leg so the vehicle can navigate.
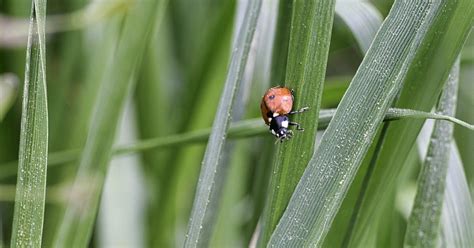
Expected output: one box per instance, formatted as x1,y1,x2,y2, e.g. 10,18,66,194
289,122,304,131
289,107,309,115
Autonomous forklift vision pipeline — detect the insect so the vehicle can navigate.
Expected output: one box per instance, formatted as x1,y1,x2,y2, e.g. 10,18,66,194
260,86,308,141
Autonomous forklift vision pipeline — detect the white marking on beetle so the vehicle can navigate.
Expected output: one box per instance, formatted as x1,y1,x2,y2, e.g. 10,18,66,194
273,112,279,117
281,120,289,128
268,117,272,122
271,129,277,135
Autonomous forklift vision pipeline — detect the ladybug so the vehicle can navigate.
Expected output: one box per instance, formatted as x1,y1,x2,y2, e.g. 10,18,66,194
260,86,308,141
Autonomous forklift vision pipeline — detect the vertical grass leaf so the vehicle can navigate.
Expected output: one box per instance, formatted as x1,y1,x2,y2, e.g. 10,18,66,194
269,1,447,246
417,119,474,247
53,1,167,246
184,1,262,247
258,0,337,245
440,143,474,246
404,60,459,247
10,0,48,246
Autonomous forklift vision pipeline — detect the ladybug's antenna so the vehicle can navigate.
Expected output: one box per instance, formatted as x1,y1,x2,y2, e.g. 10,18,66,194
289,106,309,115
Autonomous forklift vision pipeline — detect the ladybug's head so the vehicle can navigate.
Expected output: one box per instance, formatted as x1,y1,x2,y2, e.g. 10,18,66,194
269,115,292,140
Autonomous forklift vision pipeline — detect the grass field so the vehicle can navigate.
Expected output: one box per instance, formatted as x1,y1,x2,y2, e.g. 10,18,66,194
0,0,473,247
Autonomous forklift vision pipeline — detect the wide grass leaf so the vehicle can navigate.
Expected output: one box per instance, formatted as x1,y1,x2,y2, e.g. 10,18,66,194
348,1,474,245
269,0,451,246
10,0,48,247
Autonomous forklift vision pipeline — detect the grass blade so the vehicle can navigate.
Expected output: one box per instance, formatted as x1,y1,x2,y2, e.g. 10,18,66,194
10,0,48,246
455,34,474,199
417,119,474,247
347,1,474,245
184,1,262,246
268,1,448,246
257,0,336,245
404,60,459,247
1,107,470,182
335,0,383,54
440,143,474,246
53,1,167,246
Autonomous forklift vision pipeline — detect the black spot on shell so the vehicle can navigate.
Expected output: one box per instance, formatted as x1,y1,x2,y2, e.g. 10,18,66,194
269,95,275,100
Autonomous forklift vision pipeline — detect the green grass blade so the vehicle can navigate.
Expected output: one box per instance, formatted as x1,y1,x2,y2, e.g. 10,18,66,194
404,60,459,247
10,0,48,246
157,3,236,246
268,1,449,246
1,108,470,182
440,143,474,246
456,33,474,199
258,0,336,245
184,1,262,247
347,1,474,245
416,120,474,247
53,1,167,246
335,0,383,54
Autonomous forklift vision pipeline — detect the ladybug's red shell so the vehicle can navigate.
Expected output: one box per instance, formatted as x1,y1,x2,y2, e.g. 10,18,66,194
260,87,294,125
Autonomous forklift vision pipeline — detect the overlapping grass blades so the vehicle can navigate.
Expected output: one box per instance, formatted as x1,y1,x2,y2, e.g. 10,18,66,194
269,0,457,246
1,108,470,183
53,1,167,246
416,120,474,247
184,1,262,247
348,1,474,245
405,61,459,247
257,0,336,245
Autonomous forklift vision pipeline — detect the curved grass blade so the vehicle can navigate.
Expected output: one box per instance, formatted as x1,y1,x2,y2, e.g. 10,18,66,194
1,108,471,182
440,143,474,246
404,60,459,247
257,0,337,245
10,0,48,247
335,0,383,54
268,1,450,246
347,1,474,245
53,1,168,246
184,1,262,247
